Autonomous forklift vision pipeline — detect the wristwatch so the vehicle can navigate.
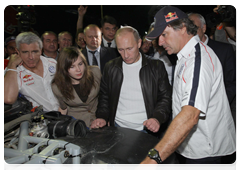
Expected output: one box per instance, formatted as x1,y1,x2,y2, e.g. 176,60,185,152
147,148,162,164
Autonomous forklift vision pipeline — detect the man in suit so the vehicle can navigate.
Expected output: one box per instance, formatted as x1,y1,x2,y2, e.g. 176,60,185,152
188,13,236,125
100,15,118,48
82,24,118,73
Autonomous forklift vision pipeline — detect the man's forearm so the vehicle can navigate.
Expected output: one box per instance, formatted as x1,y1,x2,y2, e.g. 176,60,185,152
76,15,84,31
152,106,200,162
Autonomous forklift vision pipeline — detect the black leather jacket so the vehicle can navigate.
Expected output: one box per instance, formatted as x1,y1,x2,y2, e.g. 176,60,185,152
96,54,172,126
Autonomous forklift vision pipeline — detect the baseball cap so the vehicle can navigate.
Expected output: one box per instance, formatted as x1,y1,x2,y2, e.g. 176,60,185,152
146,6,188,40
5,36,16,46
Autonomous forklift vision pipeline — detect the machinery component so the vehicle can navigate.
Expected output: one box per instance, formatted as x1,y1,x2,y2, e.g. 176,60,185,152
48,119,88,138
37,145,48,153
53,147,65,155
4,121,81,164
64,151,70,158
30,115,49,139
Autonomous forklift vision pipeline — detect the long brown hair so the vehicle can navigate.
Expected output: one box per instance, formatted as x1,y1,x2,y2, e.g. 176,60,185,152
52,47,95,100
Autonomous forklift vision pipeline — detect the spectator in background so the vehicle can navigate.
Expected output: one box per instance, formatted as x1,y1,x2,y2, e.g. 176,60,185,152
75,28,86,50
58,31,72,52
4,36,17,69
51,47,101,127
212,5,236,50
140,35,154,57
41,31,59,60
4,36,17,59
81,24,118,73
4,32,59,111
151,36,173,86
100,15,118,48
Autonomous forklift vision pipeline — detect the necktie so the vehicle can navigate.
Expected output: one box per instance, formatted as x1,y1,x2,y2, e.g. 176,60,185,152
89,50,98,66
107,42,111,47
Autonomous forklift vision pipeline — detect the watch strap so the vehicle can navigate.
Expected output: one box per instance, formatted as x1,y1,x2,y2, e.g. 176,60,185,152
147,148,162,164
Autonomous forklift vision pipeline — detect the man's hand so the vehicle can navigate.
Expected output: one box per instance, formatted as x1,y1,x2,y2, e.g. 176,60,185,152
7,54,23,69
143,118,160,133
78,5,88,17
134,157,158,170
90,118,106,129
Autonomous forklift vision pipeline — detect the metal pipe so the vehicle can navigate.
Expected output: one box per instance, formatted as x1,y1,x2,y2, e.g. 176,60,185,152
17,121,29,151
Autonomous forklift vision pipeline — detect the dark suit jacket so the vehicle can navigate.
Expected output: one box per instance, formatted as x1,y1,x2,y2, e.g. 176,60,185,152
82,46,119,73
101,39,105,48
207,38,236,104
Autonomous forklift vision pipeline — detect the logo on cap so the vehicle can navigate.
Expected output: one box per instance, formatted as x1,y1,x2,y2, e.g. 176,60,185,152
165,12,178,23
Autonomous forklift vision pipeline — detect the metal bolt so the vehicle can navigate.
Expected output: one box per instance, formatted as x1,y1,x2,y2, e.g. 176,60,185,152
64,151,70,158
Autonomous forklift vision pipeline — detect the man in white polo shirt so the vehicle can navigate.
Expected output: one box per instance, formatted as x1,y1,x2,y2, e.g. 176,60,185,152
141,6,235,164
4,32,59,111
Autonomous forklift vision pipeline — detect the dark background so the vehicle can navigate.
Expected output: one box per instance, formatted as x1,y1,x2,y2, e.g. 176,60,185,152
4,5,216,40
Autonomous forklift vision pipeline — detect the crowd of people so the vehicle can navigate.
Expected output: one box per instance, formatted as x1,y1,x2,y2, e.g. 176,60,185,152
4,5,236,164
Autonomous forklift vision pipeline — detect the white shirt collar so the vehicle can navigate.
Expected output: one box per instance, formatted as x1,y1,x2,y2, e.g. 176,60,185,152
86,45,101,53
177,35,200,60
203,34,209,44
123,52,142,67
102,36,116,47
18,56,45,72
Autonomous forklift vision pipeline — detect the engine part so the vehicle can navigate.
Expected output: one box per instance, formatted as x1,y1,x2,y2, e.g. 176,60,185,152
37,145,48,153
53,147,65,155
30,116,49,138
4,121,81,164
48,119,88,138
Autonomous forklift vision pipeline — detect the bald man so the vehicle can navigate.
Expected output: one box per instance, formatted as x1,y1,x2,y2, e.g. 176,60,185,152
81,24,118,73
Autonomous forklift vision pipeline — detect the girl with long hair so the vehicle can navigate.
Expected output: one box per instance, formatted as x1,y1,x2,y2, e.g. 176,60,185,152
51,46,101,127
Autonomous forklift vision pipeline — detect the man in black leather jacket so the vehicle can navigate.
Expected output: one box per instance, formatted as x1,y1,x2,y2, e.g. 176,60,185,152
90,26,172,134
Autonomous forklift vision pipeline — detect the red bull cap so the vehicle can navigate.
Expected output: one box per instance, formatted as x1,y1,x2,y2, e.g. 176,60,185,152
146,6,188,40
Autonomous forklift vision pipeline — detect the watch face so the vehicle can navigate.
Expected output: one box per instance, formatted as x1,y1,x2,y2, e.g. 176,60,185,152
148,149,158,158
